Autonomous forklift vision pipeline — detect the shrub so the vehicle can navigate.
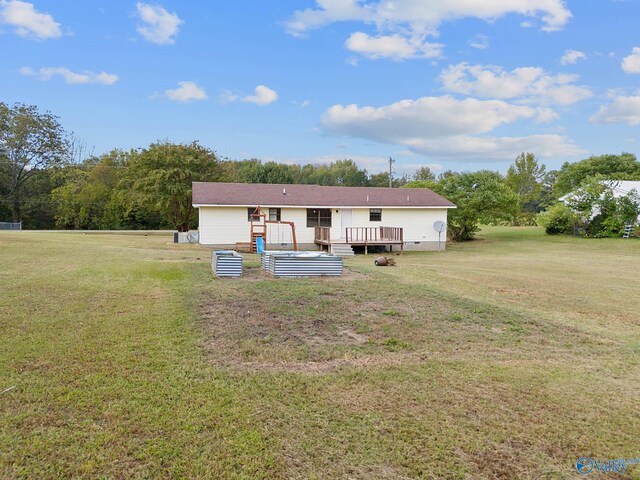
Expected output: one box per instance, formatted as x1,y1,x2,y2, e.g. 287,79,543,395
536,204,578,235
589,215,625,238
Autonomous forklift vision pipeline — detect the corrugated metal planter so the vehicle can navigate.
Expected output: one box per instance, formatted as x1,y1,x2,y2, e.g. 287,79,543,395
212,250,243,277
261,250,299,271
262,251,343,277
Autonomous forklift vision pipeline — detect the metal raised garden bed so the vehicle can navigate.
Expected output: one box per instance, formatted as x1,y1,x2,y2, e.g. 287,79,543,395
261,251,343,278
212,250,243,277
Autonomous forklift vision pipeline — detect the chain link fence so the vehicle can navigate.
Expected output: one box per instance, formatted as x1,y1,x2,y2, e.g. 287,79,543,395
0,222,22,231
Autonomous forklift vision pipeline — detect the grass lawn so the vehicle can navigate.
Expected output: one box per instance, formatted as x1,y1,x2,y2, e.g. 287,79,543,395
1,227,639,479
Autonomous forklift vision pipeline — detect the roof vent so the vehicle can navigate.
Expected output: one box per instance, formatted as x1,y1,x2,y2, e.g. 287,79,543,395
283,188,286,195
406,196,410,202
366,195,369,202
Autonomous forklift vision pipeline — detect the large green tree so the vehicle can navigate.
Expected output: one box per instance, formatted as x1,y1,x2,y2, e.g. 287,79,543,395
432,171,519,241
505,152,546,208
413,166,436,182
553,153,640,197
52,151,128,229
232,159,294,184
0,102,70,222
369,172,408,188
122,141,220,232
327,159,369,186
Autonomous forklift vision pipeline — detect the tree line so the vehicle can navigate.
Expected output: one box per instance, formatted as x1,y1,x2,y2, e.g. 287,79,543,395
2,102,640,239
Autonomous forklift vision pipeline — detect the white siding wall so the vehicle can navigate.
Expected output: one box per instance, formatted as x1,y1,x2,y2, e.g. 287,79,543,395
198,207,316,245
198,207,250,245
351,208,447,243
198,206,449,248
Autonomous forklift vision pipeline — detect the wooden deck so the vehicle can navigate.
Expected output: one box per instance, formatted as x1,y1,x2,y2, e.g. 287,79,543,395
315,226,404,254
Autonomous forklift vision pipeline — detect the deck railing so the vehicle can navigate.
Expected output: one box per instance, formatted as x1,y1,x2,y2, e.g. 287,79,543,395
315,226,403,244
380,226,403,243
345,226,403,244
315,226,331,243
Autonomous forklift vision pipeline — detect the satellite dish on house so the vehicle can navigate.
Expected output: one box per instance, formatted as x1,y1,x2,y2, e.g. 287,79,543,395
433,221,446,251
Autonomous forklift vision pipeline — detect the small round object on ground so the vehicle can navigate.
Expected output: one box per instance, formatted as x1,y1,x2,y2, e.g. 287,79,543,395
375,256,387,266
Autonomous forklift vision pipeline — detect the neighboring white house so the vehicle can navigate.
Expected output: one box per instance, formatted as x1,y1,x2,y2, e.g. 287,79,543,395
192,182,456,252
610,180,640,199
560,180,640,222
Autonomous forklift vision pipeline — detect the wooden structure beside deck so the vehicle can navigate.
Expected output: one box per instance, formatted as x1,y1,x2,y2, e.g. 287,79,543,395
314,226,404,254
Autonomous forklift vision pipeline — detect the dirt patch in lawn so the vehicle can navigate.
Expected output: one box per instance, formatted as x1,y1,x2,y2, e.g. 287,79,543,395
199,285,382,369
198,267,596,373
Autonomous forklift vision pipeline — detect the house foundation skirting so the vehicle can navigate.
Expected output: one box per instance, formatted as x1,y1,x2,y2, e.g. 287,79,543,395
401,241,444,251
200,242,319,251
200,241,444,252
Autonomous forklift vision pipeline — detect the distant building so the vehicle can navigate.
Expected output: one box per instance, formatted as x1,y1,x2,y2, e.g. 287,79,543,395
560,180,640,222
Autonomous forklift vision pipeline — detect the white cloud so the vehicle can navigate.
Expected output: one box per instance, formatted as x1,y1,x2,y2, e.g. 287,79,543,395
321,95,583,159
439,62,592,105
241,85,278,106
322,96,536,140
404,162,444,172
286,0,572,36
534,107,559,123
219,89,239,104
20,66,118,85
0,0,61,40
403,134,584,159
160,81,207,102
345,32,443,60
590,95,640,126
621,47,640,74
135,2,182,45
560,49,586,65
468,34,489,50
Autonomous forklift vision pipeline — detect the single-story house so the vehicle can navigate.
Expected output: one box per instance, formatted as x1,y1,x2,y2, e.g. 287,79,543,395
192,182,456,252
560,180,640,222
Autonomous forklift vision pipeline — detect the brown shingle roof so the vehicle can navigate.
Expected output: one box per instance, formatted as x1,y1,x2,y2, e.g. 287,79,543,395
192,182,455,208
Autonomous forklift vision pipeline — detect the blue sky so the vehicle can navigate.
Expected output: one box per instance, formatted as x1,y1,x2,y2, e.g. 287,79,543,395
1,0,639,176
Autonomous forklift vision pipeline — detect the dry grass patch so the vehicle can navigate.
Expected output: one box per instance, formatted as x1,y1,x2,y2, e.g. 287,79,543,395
3,228,639,479
195,229,639,478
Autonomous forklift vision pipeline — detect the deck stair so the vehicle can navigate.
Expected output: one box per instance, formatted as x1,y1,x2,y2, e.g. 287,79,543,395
623,224,634,239
330,244,355,257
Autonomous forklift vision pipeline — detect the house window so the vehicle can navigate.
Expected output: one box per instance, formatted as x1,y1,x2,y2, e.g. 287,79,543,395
369,208,382,222
269,208,281,222
306,208,332,227
247,207,259,221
